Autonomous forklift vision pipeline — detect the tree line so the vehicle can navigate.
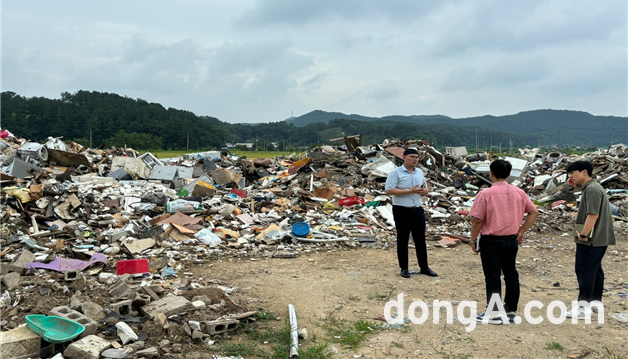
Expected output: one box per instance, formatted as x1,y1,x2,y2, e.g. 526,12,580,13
1,90,606,152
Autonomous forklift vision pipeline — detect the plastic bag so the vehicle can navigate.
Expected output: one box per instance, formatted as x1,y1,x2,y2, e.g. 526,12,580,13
164,199,203,213
195,229,223,247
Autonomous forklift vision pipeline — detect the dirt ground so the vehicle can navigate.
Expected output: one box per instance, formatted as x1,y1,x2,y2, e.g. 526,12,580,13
190,233,628,359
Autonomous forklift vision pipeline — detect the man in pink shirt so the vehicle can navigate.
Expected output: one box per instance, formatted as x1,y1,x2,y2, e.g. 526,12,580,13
470,159,539,324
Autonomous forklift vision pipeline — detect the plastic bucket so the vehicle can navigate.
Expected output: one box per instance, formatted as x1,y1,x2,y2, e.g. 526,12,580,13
291,222,310,238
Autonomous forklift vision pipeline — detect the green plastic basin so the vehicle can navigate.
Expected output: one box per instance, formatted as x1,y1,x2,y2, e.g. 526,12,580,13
26,315,85,343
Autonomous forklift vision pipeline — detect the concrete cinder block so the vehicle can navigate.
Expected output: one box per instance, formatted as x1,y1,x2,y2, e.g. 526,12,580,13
110,300,138,316
203,319,239,335
64,334,111,359
49,306,99,338
64,270,80,281
0,324,40,359
140,295,193,318
128,291,152,306
108,279,131,298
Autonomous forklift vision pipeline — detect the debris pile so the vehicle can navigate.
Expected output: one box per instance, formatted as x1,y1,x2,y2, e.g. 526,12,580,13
1,129,626,358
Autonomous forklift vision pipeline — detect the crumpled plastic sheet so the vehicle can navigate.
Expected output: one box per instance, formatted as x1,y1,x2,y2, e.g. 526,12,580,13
25,253,108,273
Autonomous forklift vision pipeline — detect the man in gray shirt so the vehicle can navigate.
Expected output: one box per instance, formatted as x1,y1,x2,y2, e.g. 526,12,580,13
566,160,616,318
385,148,437,278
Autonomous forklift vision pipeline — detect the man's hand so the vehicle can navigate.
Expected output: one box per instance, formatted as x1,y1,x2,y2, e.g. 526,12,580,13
516,231,524,245
471,242,479,254
410,185,428,195
575,231,589,242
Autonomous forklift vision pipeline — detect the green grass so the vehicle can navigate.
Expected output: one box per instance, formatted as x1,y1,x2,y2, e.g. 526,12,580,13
211,311,332,359
369,286,397,302
603,346,626,359
256,310,278,321
544,342,564,351
298,343,333,359
152,150,195,158
320,314,377,350
150,149,300,159
232,150,296,159
210,309,376,358
217,342,264,357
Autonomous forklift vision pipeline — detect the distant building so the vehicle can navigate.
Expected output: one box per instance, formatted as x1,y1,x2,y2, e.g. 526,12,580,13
235,142,254,149
222,143,235,149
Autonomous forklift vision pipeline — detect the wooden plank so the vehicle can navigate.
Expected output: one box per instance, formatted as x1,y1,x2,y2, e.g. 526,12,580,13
329,134,362,142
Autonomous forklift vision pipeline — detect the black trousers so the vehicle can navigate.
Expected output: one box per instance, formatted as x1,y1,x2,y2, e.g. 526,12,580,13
392,206,428,270
575,244,607,303
479,235,520,313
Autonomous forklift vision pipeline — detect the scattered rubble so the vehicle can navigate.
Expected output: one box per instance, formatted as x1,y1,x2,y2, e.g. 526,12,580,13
1,129,627,358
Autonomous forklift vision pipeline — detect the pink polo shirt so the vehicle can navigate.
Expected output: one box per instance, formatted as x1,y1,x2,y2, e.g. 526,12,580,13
470,181,537,236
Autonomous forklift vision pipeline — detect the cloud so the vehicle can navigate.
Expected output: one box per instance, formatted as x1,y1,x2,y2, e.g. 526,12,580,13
369,86,402,100
235,0,444,27
70,37,315,121
440,57,552,90
429,0,627,56
2,0,626,124
301,73,327,91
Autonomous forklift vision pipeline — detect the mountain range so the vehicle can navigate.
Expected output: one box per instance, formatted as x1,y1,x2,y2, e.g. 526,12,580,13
285,109,627,148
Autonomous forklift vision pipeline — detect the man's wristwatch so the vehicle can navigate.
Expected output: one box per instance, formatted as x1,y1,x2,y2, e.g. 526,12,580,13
579,233,588,239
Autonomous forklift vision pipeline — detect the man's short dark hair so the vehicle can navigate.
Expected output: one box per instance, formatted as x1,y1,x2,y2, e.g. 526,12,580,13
566,160,593,176
490,159,512,179
403,148,419,156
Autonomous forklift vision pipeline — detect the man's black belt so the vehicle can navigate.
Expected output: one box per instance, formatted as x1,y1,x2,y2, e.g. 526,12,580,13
481,234,516,240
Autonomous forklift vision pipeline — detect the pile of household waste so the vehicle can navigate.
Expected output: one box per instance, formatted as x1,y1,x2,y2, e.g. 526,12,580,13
1,128,627,358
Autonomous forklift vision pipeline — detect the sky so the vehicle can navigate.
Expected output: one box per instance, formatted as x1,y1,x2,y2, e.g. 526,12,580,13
2,0,627,123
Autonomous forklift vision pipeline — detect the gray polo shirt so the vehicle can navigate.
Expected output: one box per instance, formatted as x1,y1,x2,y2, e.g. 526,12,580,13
574,179,616,246
385,164,426,207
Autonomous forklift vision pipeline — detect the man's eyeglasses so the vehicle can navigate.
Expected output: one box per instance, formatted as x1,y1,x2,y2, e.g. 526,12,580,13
406,155,419,159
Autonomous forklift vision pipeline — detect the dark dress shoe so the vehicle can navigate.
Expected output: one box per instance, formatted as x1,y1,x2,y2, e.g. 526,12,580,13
400,269,411,278
420,268,438,277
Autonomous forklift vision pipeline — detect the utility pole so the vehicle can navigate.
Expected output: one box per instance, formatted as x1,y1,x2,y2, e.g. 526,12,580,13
558,127,561,151
509,138,512,154
543,134,545,149
89,128,92,148
187,132,189,150
475,128,478,153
